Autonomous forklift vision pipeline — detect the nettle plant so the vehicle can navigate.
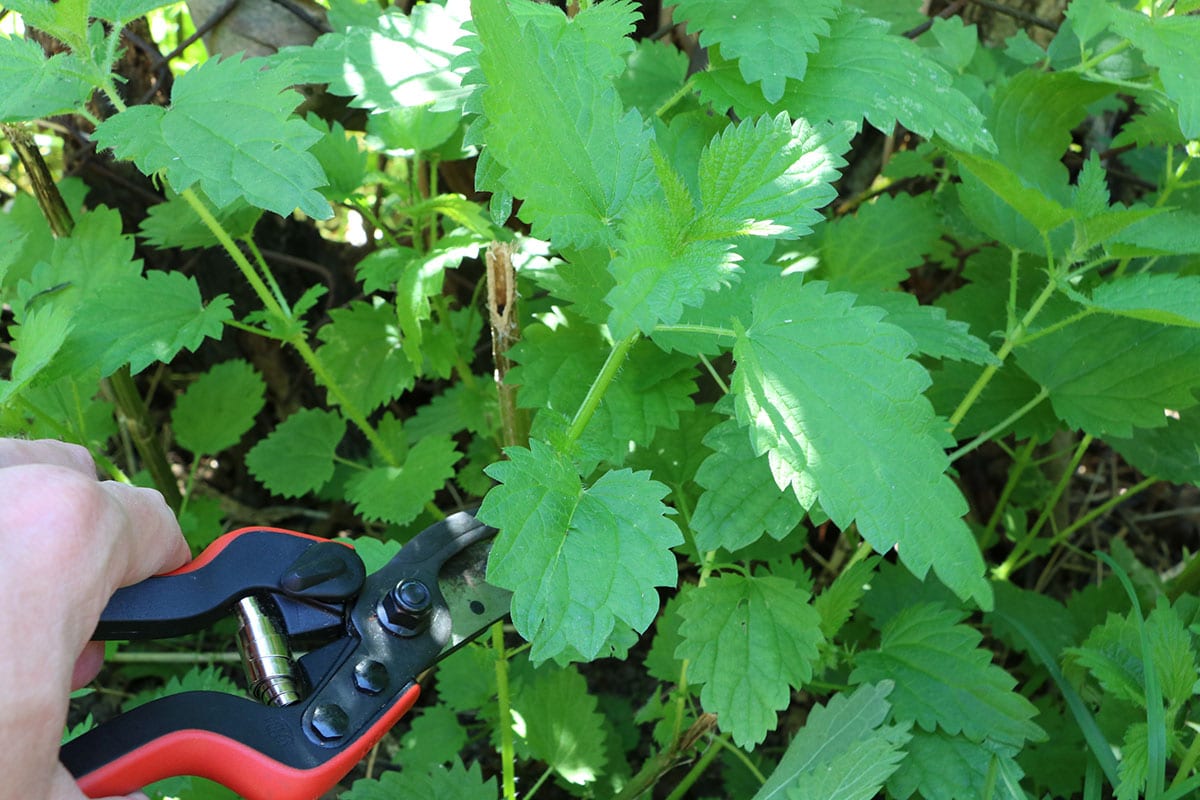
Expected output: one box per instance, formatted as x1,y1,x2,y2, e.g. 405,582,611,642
3,0,1200,797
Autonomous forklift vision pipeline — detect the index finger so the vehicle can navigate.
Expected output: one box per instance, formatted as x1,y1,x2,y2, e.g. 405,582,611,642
98,481,191,590
0,439,96,476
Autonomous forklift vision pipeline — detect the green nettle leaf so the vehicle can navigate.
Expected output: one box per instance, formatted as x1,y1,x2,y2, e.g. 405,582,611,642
314,300,415,413
344,436,460,526
396,704,468,773
816,194,941,293
698,114,851,240
752,681,910,800
62,271,232,377
477,441,683,663
0,306,71,404
347,537,402,575
0,37,94,122
0,0,89,49
696,8,994,154
733,278,990,607
283,0,473,113
14,206,142,320
643,590,687,683
864,292,999,366
886,729,1027,800
691,415,803,553
245,408,345,497
1109,10,1200,138
306,118,368,202
928,16,977,73
341,760,496,800
987,71,1114,203
676,573,824,747
89,0,174,23
813,557,879,641
469,0,653,248
172,360,266,455
955,152,1073,240
672,0,840,103
1085,274,1200,329
1064,0,1114,45
1016,314,1200,437
511,663,609,785
435,644,496,714
92,56,330,220
850,603,1046,748
1066,598,1198,712
1108,409,1200,487
605,197,738,339
613,39,689,117
986,581,1080,663
122,665,241,712
1109,210,1200,258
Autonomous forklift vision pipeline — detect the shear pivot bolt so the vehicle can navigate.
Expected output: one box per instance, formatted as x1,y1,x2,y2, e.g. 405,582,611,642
353,658,389,695
378,580,432,637
310,703,349,742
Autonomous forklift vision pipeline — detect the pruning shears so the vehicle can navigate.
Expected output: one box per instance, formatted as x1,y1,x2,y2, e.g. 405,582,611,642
60,510,511,800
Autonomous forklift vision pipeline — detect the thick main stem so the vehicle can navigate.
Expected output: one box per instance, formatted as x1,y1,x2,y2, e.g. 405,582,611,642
486,242,529,449
3,123,181,511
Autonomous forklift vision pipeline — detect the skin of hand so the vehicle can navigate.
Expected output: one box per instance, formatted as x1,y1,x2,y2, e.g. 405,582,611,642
0,439,190,800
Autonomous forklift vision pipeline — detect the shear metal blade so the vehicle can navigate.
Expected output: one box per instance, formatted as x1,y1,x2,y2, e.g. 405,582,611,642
436,536,511,659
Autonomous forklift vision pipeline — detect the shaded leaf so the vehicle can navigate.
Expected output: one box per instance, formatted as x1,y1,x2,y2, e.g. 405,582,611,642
246,409,345,497
676,573,823,747
172,360,266,455
850,603,1045,748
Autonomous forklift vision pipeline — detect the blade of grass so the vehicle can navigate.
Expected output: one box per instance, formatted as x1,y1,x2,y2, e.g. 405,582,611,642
993,609,1120,786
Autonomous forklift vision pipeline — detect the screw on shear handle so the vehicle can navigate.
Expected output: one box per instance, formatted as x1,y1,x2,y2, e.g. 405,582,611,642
236,596,301,706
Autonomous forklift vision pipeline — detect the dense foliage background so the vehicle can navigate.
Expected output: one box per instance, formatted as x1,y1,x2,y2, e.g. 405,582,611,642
3,0,1200,797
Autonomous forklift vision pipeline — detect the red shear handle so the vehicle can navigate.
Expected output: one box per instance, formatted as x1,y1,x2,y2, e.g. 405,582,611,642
70,685,421,800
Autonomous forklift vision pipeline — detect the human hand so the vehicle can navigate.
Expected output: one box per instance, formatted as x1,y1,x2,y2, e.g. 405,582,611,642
0,439,190,800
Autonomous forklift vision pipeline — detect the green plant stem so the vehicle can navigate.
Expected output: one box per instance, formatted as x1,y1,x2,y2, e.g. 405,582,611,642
655,75,696,119
108,651,242,663
1170,727,1200,794
984,438,1037,542
1019,475,1157,574
697,353,729,394
948,276,1059,433
713,734,766,784
654,323,736,339
948,388,1048,462
1071,39,1133,73
492,623,517,800
564,332,638,447
107,368,183,511
523,766,554,800
663,738,723,800
180,187,399,467
994,434,1092,579
242,235,290,314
